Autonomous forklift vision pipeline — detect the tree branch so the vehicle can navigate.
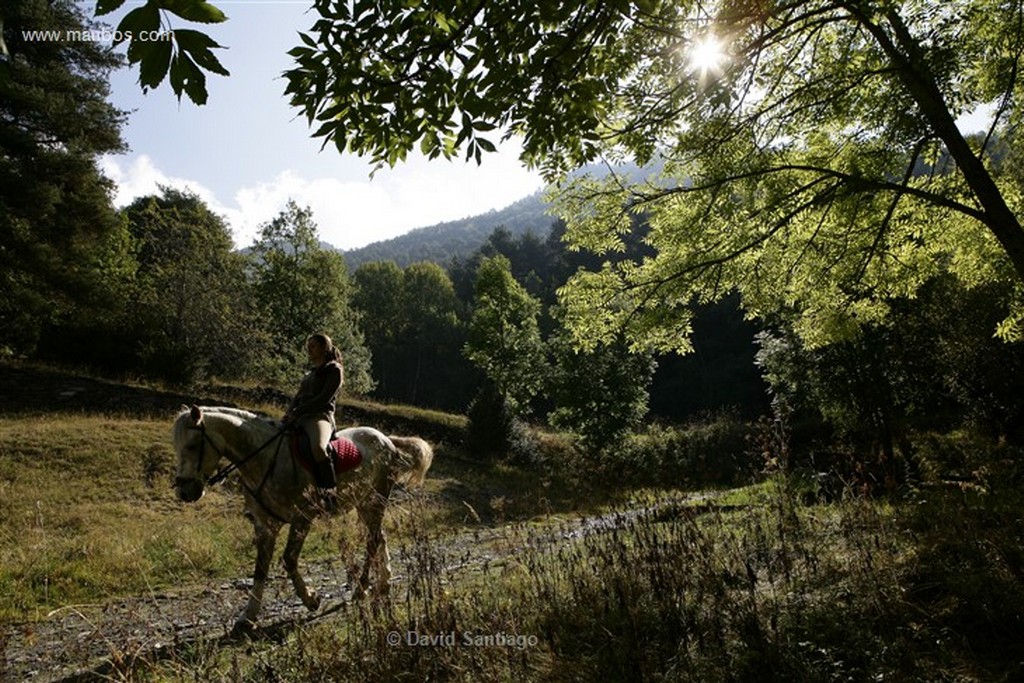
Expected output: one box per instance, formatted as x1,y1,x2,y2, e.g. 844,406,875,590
627,162,985,223
854,137,930,282
621,179,844,309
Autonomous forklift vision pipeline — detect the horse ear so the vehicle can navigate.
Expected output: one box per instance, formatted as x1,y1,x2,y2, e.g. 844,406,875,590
190,404,203,425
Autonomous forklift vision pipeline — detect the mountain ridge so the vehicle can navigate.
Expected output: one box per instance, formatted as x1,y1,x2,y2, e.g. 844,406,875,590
338,161,662,268
340,190,554,268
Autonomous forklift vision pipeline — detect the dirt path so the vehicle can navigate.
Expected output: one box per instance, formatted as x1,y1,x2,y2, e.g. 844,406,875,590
2,552,359,682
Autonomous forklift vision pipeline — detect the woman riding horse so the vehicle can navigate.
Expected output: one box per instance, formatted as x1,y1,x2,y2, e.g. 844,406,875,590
172,405,432,633
283,333,343,510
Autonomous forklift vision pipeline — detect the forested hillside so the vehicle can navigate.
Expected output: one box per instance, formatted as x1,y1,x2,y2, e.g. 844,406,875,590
342,192,552,268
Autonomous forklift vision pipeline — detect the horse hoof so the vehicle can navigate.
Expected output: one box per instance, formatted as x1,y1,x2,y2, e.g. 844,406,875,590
303,592,321,612
231,619,257,639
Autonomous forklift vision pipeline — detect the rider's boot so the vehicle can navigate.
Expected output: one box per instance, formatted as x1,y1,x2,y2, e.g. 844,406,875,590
311,457,337,513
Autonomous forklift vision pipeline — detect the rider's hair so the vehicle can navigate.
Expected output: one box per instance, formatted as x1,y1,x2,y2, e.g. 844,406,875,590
308,332,343,363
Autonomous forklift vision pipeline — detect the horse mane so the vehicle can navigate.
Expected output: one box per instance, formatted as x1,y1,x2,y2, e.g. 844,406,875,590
172,405,278,448
201,406,264,421
174,405,257,421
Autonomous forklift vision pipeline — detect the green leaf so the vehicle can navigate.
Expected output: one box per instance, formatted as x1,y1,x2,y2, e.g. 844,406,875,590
419,131,439,156
174,29,230,76
139,38,173,90
432,11,453,33
95,0,129,17
116,2,161,46
169,52,208,105
126,36,160,65
172,27,224,51
159,0,228,24
287,45,314,59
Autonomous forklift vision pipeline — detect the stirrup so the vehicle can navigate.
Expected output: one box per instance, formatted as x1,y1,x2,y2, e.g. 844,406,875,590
317,487,337,513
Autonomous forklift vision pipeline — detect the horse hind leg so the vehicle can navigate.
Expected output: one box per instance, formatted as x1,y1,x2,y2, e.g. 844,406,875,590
353,496,390,600
282,517,320,612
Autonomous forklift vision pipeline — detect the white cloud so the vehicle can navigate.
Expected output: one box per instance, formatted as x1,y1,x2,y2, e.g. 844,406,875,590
231,171,395,250
99,154,246,232
99,154,217,207
100,152,544,252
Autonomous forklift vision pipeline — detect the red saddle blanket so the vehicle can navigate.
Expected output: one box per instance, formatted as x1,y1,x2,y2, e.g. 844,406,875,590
289,432,363,474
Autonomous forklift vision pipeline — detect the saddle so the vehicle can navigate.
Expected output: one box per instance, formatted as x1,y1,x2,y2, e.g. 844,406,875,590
288,428,363,475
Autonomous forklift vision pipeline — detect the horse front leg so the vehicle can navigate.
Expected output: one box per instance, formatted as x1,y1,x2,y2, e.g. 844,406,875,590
235,514,280,634
282,517,320,611
373,522,393,596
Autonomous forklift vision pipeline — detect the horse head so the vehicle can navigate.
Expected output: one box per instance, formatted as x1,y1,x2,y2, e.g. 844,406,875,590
172,404,221,503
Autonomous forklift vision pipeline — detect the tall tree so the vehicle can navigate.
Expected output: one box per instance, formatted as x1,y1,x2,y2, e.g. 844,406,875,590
464,255,547,414
273,0,1024,349
1,0,128,354
353,260,474,410
402,261,463,405
352,260,406,396
549,331,656,451
119,188,257,383
249,200,374,393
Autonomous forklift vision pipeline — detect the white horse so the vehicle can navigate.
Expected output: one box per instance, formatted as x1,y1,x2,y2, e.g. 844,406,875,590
171,405,432,633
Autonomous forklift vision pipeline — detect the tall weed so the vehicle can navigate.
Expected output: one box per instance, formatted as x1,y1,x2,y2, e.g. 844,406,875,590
202,481,1024,682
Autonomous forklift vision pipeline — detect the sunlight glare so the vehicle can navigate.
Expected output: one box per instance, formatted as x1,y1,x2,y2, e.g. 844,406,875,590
689,35,727,76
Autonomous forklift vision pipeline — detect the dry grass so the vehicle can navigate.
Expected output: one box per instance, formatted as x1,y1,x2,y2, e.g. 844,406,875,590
173,480,1022,683
0,413,254,620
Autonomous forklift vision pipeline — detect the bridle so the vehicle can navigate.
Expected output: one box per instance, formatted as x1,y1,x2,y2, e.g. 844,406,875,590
175,420,290,519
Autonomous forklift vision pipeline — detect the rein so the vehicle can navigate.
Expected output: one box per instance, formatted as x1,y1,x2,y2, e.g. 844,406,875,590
187,420,294,524
199,424,286,486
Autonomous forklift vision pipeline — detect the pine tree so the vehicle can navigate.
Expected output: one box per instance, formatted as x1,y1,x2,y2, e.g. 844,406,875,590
1,0,128,353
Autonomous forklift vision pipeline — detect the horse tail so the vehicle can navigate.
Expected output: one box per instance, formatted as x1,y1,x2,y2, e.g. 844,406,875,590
389,436,434,488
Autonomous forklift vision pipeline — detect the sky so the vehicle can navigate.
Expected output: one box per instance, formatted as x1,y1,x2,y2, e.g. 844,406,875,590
93,1,545,251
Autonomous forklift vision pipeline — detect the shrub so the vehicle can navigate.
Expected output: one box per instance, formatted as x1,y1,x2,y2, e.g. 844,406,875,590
597,413,758,487
465,382,541,461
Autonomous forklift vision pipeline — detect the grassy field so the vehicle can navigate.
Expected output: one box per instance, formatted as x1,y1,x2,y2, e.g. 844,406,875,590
2,372,1024,681
0,413,251,620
